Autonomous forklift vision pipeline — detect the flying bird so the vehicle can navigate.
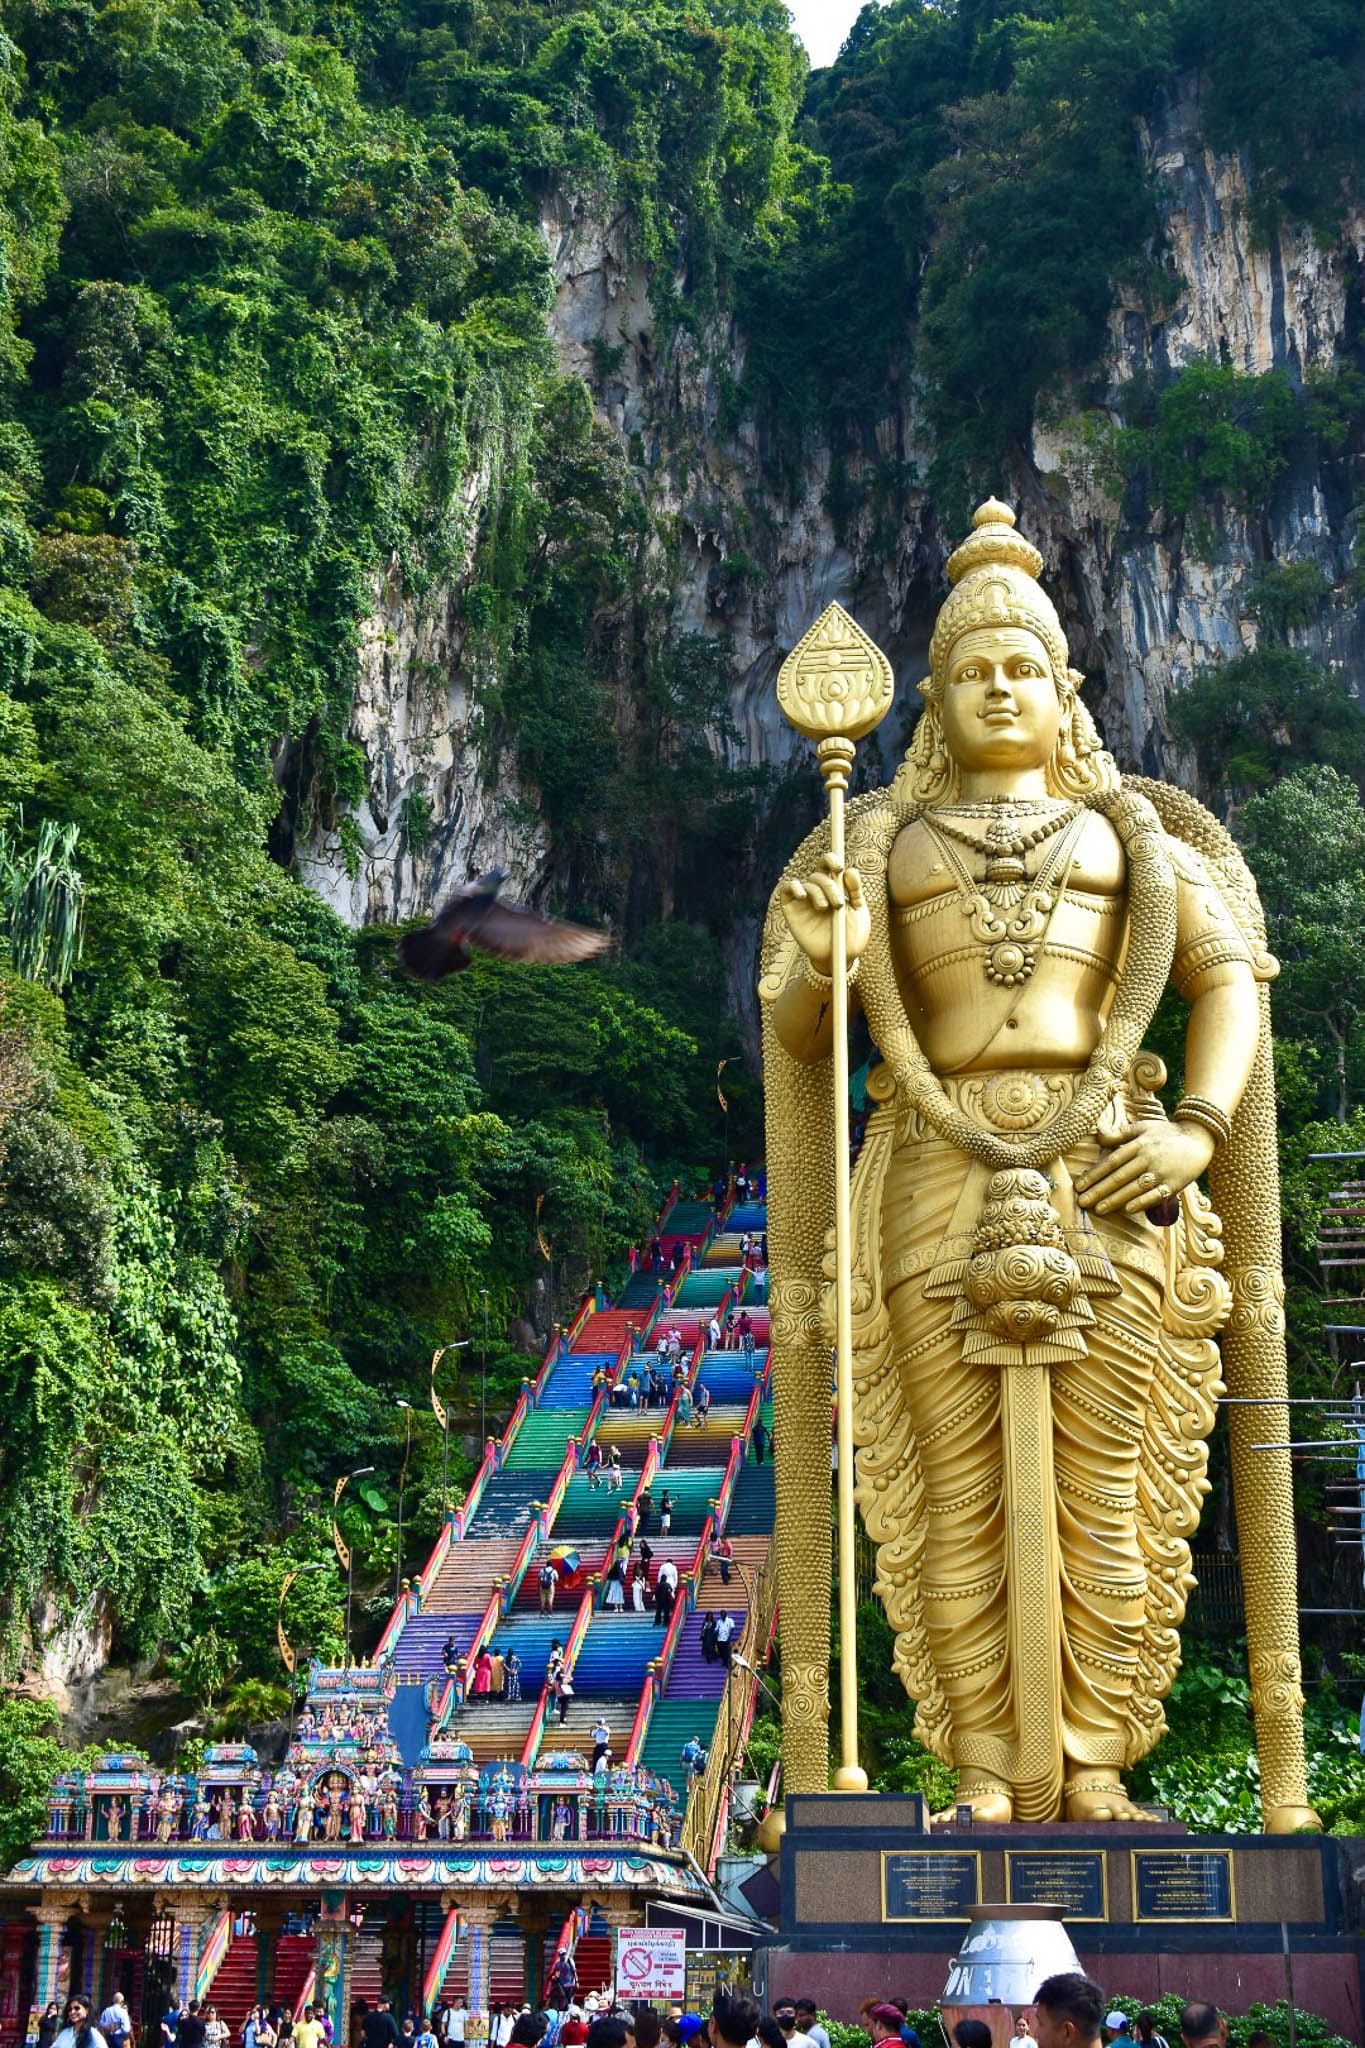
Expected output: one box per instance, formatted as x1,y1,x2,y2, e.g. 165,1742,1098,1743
398,869,610,980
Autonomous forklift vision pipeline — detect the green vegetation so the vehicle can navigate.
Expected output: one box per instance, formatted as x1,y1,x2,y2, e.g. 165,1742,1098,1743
0,0,783,1693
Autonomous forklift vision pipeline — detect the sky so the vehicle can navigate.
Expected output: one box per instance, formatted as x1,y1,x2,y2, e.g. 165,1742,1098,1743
787,0,868,68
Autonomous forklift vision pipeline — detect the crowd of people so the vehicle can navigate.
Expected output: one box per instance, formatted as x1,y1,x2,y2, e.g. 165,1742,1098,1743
439,1640,523,1703
35,1974,1282,2048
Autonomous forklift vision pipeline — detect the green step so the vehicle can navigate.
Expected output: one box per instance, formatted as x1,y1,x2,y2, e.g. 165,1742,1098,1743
503,1411,581,1472
639,1699,721,1788
672,1272,735,1307
666,1202,713,1234
551,1472,632,1538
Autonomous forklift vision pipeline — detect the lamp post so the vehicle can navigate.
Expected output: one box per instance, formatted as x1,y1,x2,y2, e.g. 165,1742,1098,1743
479,1290,490,1448
394,1401,412,1606
333,1465,375,1669
430,1340,470,1517
278,1562,329,1743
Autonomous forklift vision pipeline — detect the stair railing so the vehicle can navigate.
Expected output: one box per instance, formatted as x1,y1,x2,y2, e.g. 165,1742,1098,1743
373,1584,415,1662
711,1435,745,1534
544,1906,587,2001
563,1291,596,1349
521,1585,594,1766
680,1542,778,1870
192,1906,232,2004
501,1507,548,1618
421,1906,464,2012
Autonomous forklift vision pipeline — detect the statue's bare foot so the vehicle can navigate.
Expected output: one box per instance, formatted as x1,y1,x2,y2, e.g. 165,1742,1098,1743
933,1776,1012,1825
1063,1772,1151,1822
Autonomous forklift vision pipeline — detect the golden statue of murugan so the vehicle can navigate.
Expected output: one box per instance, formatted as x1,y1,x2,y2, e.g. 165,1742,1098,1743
760,498,1318,1831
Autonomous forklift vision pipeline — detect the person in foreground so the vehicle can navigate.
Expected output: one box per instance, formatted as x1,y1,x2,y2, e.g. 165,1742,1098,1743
1033,1974,1104,2048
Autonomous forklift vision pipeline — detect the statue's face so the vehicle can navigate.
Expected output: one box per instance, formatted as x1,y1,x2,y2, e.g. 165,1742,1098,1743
939,625,1063,771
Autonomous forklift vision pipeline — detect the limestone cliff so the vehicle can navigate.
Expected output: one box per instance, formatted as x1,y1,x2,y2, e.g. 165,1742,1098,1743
301,83,1365,925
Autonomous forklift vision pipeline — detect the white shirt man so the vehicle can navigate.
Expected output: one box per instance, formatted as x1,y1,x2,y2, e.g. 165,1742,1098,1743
715,1613,736,1652
445,2009,469,2046
657,1559,678,1595
707,1316,721,1349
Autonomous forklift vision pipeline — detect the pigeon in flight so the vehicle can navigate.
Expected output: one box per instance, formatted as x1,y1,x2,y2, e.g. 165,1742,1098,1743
398,869,610,980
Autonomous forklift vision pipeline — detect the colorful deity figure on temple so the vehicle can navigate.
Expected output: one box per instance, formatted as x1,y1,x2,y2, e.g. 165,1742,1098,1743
105,1796,126,1842
488,1782,511,1843
433,1791,451,1841
262,1788,283,1841
297,1705,316,1737
237,1795,256,1842
190,1788,211,1840
322,1778,344,1841
451,1785,470,1841
294,1788,314,1844
218,1786,236,1838
346,1785,365,1844
155,1785,179,1843
550,1797,572,1843
381,1786,399,1840
141,1785,159,1839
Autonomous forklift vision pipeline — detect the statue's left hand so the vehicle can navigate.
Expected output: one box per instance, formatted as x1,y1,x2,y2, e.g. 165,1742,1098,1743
1074,1117,1216,1215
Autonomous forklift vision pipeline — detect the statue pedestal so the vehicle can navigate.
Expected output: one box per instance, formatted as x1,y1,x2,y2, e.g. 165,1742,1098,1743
756,1794,1364,2040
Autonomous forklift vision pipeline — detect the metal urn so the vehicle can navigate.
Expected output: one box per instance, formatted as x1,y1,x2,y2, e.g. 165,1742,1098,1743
942,1903,1082,2007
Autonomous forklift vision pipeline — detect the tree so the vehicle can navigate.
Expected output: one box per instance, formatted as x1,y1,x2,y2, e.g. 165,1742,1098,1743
0,1700,91,1872
1241,767,1365,1121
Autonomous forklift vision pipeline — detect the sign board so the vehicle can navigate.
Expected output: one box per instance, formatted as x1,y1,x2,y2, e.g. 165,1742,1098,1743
615,1928,687,2001
1006,1849,1108,1921
1132,1849,1235,1922
881,1848,980,1921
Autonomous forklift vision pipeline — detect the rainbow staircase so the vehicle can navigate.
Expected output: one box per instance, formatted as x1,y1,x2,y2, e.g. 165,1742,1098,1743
388,1180,774,1867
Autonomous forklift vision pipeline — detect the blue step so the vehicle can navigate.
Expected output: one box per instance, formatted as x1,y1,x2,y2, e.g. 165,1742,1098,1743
569,1616,659,1695
540,1351,614,1405
727,1204,766,1233
464,1473,554,1539
693,1354,765,1406
391,1610,487,1680
478,1615,577,1693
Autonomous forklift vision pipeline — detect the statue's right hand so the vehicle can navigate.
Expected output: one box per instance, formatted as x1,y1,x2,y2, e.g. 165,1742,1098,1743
779,853,870,975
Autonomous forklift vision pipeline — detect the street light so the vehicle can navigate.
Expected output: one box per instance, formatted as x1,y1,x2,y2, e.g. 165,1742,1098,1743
480,1291,491,1446
334,1465,376,1669
278,1562,329,1742
394,1401,412,1606
431,1341,471,1517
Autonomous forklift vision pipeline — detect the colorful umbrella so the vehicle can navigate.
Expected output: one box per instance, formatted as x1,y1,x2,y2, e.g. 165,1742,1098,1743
550,1545,582,1578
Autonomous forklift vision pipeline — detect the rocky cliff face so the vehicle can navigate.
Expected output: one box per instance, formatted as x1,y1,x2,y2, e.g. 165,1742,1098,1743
299,84,1365,926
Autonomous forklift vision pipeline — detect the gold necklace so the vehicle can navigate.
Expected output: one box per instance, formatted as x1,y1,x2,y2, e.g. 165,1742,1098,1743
930,803,1080,896
925,811,1086,986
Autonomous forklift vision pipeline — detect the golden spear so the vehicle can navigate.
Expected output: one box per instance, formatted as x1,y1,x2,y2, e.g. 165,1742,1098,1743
777,602,894,1790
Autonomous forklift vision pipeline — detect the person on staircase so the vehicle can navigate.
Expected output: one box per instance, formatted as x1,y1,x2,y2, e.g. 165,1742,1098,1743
714,1611,736,1667
470,1646,493,1702
630,1551,648,1612
750,1416,768,1465
604,1447,623,1493
539,1559,557,1613
604,1558,627,1612
659,1490,673,1535
701,1611,719,1664
693,1383,711,1428
591,1715,612,1769
653,1556,679,1628
504,1648,522,1701
489,1645,506,1698
707,1314,722,1352
584,1439,603,1491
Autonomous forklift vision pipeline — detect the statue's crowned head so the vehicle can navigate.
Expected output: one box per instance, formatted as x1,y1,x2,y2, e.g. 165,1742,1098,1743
895,497,1118,805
